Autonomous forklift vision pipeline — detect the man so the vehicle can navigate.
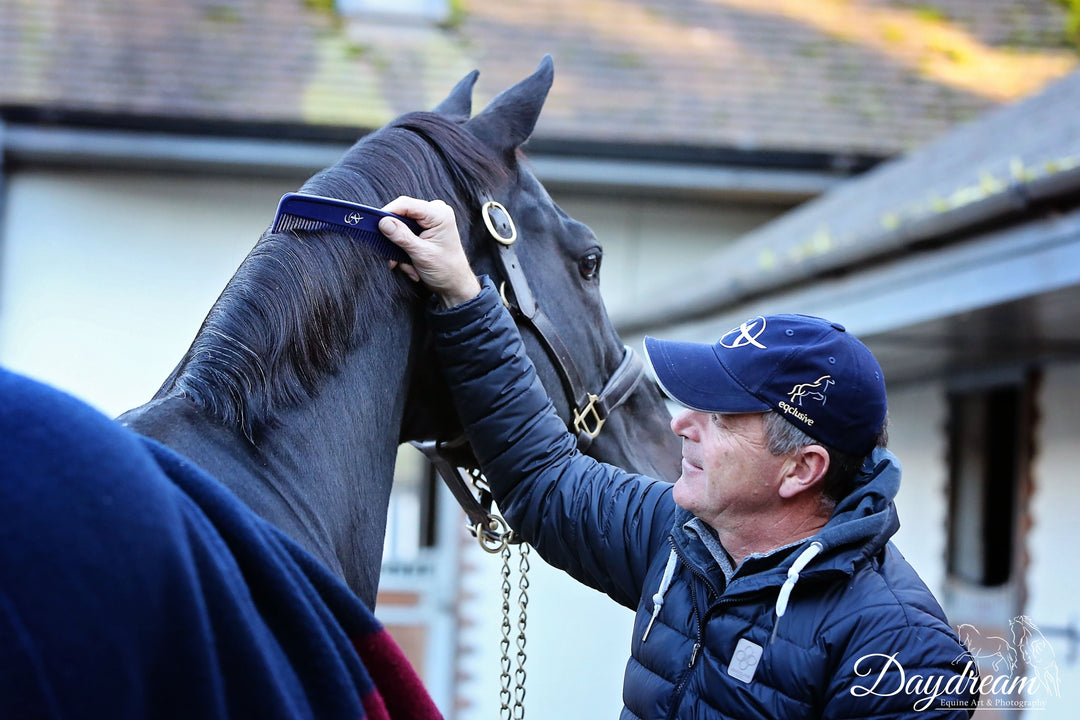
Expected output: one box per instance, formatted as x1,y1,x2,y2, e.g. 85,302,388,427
380,198,979,719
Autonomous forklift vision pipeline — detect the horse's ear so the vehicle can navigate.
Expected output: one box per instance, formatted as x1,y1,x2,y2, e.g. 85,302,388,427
433,69,480,119
465,55,554,154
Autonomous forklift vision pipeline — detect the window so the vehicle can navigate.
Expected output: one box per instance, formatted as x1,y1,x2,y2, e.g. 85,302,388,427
946,378,1032,588
383,445,441,569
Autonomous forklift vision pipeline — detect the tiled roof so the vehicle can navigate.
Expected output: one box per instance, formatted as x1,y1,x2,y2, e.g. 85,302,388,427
1,0,1076,156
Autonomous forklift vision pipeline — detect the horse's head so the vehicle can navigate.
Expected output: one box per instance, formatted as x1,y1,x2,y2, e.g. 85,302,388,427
285,56,679,482
409,57,681,481
140,56,679,604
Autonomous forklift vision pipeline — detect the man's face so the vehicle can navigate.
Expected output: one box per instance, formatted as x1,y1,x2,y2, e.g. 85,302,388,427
669,410,789,530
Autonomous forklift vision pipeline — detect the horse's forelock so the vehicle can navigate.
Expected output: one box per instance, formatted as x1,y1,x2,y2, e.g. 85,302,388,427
172,112,504,440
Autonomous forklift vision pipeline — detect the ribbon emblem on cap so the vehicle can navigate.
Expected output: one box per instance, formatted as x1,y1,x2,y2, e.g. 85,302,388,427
719,317,768,349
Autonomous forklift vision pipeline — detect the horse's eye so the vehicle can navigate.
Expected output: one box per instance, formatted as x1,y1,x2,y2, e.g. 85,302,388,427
579,252,601,280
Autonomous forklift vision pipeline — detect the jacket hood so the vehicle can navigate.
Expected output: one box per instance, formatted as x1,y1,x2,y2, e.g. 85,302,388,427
767,447,901,642
814,447,901,571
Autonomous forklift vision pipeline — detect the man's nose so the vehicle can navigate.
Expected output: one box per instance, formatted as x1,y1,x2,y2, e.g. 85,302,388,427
670,408,697,439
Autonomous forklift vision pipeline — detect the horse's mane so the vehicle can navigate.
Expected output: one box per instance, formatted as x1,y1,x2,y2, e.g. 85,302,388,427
168,112,506,441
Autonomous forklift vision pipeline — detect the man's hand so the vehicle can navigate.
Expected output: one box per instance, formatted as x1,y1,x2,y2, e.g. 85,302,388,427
379,197,482,309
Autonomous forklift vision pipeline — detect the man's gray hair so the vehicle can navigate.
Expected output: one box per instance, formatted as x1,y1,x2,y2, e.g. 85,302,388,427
761,411,888,507
761,411,817,456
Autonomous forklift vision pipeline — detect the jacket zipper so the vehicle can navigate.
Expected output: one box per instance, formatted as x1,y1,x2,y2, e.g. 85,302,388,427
661,536,778,719
657,533,845,717
663,539,709,720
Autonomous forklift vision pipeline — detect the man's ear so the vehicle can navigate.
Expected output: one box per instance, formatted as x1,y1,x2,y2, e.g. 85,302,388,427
778,445,830,500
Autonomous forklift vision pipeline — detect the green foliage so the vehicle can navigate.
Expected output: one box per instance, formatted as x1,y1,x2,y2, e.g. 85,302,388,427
304,0,336,13
911,5,948,24
1059,0,1080,52
437,0,468,30
203,4,242,23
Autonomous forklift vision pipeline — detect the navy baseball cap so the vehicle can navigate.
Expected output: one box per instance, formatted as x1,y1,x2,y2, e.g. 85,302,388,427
644,314,886,456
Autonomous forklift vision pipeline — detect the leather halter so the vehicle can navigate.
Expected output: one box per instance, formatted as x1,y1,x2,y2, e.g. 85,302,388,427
412,198,646,549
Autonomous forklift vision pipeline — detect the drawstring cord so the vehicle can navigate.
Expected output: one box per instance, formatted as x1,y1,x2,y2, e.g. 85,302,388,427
643,539,825,645
770,541,823,644
642,548,679,643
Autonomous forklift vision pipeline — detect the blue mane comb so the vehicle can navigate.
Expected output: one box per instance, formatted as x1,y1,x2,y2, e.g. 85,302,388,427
271,193,418,265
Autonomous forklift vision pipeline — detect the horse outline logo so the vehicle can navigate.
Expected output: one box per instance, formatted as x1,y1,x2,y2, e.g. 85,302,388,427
1011,615,1062,698
787,375,835,406
343,211,365,225
954,617,1061,699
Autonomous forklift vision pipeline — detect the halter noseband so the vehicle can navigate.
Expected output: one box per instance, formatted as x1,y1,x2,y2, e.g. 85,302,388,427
412,197,646,549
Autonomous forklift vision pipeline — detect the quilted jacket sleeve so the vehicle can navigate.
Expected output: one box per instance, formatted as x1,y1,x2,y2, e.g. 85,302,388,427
429,279,676,609
819,546,981,718
826,625,980,718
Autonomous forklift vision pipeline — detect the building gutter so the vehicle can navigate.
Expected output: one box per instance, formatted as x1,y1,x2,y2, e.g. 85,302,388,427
0,122,847,202
1,123,345,178
615,155,1080,336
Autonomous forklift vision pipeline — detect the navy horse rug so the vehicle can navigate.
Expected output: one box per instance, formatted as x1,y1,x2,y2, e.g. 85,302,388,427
0,366,442,719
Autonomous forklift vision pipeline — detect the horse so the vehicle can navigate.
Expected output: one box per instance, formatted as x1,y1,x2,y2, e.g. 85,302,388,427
955,622,1018,674
0,56,681,719
117,55,681,612
1011,615,1062,697
788,375,835,406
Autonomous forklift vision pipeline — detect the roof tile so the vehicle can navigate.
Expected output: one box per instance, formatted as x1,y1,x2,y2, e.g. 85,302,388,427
1,0,1075,155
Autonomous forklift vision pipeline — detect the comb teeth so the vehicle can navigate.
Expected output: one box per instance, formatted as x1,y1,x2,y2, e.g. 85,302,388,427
269,192,415,264
273,216,334,233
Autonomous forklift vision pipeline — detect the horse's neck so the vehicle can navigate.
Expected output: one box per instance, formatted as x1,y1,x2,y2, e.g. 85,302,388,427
123,316,415,609
260,335,412,603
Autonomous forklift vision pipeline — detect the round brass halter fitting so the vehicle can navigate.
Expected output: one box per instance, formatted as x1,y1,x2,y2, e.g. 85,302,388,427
482,200,518,246
473,514,514,553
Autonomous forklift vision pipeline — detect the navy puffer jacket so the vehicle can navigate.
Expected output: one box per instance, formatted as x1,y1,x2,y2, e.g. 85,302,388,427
431,280,978,719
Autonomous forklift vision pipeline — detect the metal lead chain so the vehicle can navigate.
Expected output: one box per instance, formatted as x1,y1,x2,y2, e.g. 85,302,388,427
498,544,514,719
496,540,530,720
469,467,528,719
513,543,530,720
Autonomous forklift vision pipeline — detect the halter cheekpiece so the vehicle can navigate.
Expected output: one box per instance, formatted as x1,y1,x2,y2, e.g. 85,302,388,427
414,197,647,551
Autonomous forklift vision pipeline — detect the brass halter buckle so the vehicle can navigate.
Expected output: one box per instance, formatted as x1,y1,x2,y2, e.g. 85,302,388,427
482,200,518,246
472,514,515,554
572,393,606,440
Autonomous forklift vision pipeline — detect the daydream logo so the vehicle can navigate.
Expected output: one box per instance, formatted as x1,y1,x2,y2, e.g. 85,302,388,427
849,617,1062,714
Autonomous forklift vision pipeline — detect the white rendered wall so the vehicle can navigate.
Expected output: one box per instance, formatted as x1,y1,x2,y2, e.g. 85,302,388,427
557,194,782,320
885,369,1080,718
0,169,284,416
1026,362,1080,719
886,381,951,599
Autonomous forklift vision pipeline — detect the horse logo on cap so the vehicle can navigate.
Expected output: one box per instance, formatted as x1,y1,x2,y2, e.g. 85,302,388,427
720,317,768,349
788,375,834,406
